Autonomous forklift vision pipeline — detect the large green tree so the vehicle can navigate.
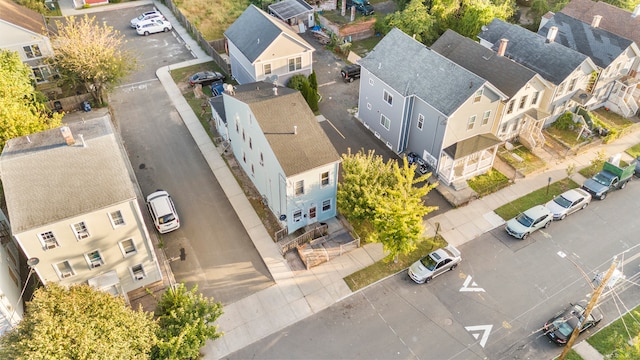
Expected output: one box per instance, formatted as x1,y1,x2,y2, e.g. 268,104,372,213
338,150,438,259
152,284,224,360
431,0,515,39
386,0,439,45
0,49,62,149
0,283,158,359
51,15,137,105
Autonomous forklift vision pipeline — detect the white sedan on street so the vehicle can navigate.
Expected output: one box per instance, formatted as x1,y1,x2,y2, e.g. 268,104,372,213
408,245,461,284
136,19,172,36
545,188,591,220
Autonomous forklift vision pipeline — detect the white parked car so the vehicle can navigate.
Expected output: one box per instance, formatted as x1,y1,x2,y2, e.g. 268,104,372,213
545,188,591,220
146,190,180,234
130,10,164,28
136,19,173,36
408,245,461,284
505,205,553,240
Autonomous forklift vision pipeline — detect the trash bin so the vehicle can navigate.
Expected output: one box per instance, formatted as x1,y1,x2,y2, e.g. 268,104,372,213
81,101,92,112
53,101,63,113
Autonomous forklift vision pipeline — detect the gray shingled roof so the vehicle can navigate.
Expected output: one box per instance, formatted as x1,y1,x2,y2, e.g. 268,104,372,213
224,4,313,64
209,96,226,124
478,19,590,85
358,28,494,116
231,82,341,176
431,30,539,98
539,12,633,69
268,0,313,20
0,118,137,233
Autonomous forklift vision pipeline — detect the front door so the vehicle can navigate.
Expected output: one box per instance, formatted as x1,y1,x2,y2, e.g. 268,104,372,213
308,204,317,224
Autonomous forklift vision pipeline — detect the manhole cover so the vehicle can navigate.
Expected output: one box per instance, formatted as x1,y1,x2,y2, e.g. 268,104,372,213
139,163,146,169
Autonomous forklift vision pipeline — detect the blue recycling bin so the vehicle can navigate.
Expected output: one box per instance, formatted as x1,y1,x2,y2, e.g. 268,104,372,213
82,101,91,112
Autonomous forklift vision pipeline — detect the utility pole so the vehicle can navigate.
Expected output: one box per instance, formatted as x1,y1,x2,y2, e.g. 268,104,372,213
559,257,619,360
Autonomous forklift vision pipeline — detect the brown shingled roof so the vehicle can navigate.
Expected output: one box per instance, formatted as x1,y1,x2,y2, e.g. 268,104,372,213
0,0,47,35
560,0,640,47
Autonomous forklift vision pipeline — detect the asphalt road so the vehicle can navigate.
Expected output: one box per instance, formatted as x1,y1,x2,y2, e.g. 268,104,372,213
227,179,640,359
102,5,274,304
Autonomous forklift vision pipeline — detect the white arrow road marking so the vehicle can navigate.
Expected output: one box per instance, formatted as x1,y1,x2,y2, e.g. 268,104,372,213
465,324,493,348
460,275,485,292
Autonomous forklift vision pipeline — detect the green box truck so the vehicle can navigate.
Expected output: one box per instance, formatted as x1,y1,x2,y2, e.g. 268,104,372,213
581,160,636,200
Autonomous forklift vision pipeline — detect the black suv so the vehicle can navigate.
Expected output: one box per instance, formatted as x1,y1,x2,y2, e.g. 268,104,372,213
341,64,361,83
346,0,375,16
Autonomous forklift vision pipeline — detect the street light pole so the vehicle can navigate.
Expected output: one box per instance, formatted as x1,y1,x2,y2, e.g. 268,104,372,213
559,257,619,360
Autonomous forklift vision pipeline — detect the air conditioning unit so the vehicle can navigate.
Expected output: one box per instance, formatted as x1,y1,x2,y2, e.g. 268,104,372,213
77,231,90,239
45,243,57,250
135,275,145,281
61,272,72,278
91,263,101,269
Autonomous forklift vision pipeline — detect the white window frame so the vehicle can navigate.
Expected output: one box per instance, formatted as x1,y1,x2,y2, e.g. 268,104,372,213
109,210,125,228
54,261,75,279
507,99,515,114
383,90,393,105
321,171,330,187
417,114,424,130
474,89,483,102
519,95,528,109
294,180,304,196
482,110,491,125
85,249,104,269
293,209,303,223
568,78,577,91
23,44,42,59
32,65,51,83
380,114,390,130
322,199,331,212
72,221,90,240
531,91,540,105
288,56,302,72
467,115,476,130
367,102,372,110
119,238,137,257
39,231,59,250
131,264,146,281
263,63,271,75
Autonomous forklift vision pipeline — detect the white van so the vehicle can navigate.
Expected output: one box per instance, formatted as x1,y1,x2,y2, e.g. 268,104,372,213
146,190,180,234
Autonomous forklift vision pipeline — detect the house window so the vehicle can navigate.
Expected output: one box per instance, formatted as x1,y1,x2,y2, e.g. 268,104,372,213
467,115,476,130
501,123,508,133
251,164,255,175
109,210,125,228
294,180,304,196
309,207,316,219
260,152,264,166
242,129,245,141
519,95,528,109
72,221,90,240
474,89,483,102
32,66,51,83
507,100,515,114
322,199,331,212
482,110,491,125
380,114,390,130
23,44,42,59
235,118,239,133
568,78,577,91
321,171,330,186
288,57,302,72
39,231,59,250
293,210,302,223
367,103,372,110
85,250,104,269
417,114,424,130
383,90,393,105
131,264,146,281
249,138,252,149
531,91,540,105
55,261,75,279
119,239,137,257
557,82,565,94
369,78,374,86
264,63,271,75
243,152,246,163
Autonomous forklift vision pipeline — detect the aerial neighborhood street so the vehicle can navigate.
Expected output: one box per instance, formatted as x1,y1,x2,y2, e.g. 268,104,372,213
3,0,640,358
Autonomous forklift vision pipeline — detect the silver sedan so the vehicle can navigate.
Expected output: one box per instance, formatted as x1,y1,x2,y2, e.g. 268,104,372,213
545,188,591,220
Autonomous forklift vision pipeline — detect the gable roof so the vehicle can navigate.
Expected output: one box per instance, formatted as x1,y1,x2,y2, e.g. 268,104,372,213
229,82,340,176
431,29,542,98
268,0,313,20
539,12,634,69
0,117,137,233
561,0,640,48
0,0,47,35
358,28,504,117
478,19,592,85
224,4,313,64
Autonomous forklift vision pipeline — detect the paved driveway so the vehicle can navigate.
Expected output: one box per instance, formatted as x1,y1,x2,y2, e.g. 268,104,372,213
99,5,273,304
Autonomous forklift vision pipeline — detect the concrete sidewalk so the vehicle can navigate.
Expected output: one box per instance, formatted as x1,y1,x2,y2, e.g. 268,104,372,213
58,2,633,358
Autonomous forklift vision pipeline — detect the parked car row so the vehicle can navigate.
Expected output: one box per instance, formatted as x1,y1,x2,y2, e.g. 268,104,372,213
130,10,172,36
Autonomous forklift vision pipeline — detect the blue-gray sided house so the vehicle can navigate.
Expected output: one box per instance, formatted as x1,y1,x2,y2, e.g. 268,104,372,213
224,4,315,86
478,19,599,124
216,82,341,234
538,12,640,117
356,28,507,186
432,30,554,150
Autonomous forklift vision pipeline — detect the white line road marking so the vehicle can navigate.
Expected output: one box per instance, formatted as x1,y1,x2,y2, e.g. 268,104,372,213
465,324,493,348
460,275,485,292
318,81,336,87
116,78,160,90
325,118,345,139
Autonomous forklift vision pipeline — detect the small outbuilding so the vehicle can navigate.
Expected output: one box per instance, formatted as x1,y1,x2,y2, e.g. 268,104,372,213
268,0,315,31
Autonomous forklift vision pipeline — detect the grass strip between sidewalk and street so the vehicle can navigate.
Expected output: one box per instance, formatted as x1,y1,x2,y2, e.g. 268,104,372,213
493,178,579,221
344,235,447,292
586,304,640,356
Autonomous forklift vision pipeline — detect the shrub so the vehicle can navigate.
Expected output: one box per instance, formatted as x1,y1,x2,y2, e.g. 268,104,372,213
554,112,575,130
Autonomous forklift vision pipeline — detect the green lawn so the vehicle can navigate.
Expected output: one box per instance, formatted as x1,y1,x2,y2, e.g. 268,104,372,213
587,305,640,356
343,235,447,291
497,144,546,175
545,126,589,147
593,108,635,128
467,169,511,197
494,178,579,220
626,143,640,158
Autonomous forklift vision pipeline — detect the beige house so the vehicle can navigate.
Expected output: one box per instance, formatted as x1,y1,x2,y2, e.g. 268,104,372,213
225,4,315,85
0,118,162,302
0,0,54,83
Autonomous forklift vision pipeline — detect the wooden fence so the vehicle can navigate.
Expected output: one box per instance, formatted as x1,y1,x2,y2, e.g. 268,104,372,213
277,223,328,255
297,237,360,270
